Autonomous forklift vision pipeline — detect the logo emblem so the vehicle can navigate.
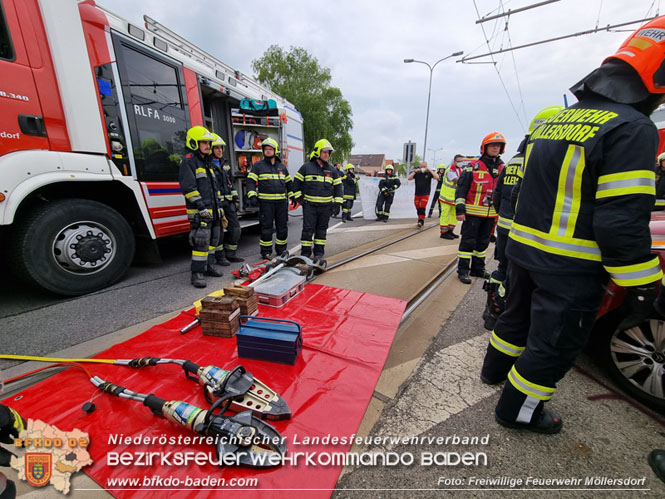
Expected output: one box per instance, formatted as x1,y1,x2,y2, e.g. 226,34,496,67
25,453,52,487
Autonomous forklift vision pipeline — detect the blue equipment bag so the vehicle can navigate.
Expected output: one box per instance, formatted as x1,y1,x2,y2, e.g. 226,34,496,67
237,316,303,365
239,98,278,116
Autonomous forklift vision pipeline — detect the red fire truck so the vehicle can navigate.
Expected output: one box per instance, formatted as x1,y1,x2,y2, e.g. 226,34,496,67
0,0,304,296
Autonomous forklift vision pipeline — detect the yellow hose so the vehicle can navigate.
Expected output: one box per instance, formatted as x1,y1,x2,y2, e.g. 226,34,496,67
0,354,116,364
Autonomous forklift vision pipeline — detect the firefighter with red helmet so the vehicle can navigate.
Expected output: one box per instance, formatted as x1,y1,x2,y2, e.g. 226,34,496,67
246,137,293,259
375,165,401,221
455,133,505,284
481,18,665,434
210,134,244,265
292,139,343,260
179,126,225,288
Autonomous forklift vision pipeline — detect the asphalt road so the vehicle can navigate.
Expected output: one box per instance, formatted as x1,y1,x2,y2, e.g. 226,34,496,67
0,204,409,366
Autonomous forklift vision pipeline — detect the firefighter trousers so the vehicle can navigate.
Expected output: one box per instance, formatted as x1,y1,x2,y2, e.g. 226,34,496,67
259,200,288,257
491,226,510,283
301,203,331,258
414,195,429,221
439,201,457,233
191,222,220,273
376,193,393,220
485,262,607,424
457,215,494,275
215,202,241,260
342,199,354,216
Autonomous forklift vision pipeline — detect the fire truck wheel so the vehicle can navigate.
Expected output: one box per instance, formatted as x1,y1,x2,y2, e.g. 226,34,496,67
592,310,665,412
10,199,135,296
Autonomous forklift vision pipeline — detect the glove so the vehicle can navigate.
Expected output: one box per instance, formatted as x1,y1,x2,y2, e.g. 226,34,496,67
0,404,25,444
290,198,300,209
489,234,497,243
221,214,229,229
248,196,259,208
617,283,659,331
189,225,210,248
198,208,213,221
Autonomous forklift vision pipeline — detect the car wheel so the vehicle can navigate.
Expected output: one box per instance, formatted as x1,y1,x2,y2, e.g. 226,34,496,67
597,313,665,412
10,198,135,296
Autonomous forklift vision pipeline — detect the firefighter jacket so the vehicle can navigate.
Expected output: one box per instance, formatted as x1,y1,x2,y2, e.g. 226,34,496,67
246,157,293,202
379,174,401,196
494,137,527,231
179,151,223,223
507,96,662,287
455,155,504,218
292,159,343,205
439,164,463,205
342,172,358,200
212,159,238,204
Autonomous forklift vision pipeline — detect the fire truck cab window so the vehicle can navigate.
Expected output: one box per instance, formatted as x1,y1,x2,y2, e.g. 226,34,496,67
0,3,15,61
115,38,189,182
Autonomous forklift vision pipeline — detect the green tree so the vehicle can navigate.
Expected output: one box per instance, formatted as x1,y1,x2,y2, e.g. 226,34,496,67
252,45,354,164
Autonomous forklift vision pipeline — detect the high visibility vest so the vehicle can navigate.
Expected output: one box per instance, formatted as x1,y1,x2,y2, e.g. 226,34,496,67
462,160,503,218
439,164,462,205
496,153,524,230
508,97,662,286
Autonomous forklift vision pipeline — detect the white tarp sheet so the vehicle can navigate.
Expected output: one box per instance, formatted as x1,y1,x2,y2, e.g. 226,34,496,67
357,176,440,220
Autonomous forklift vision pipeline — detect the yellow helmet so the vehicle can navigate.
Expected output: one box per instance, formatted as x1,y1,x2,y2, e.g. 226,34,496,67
528,106,564,133
186,125,215,151
437,163,446,171
211,133,226,148
261,137,279,155
311,139,334,158
345,163,355,171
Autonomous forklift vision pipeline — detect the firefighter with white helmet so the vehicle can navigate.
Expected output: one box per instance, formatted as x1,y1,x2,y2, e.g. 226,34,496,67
341,163,358,222
292,139,343,259
210,134,244,265
179,126,225,288
455,132,506,284
481,17,665,434
246,137,293,259
375,165,401,222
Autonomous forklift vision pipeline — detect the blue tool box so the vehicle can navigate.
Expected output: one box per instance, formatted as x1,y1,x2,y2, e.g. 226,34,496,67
236,316,303,365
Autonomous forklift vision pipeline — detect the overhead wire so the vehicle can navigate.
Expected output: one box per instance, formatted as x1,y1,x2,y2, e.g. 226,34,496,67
472,0,528,131
501,0,529,126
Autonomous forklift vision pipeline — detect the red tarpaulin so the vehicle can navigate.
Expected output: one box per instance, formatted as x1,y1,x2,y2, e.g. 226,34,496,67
5,284,405,498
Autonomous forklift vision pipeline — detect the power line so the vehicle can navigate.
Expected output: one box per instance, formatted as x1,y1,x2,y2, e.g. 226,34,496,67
472,0,528,131
501,1,528,126
460,16,657,62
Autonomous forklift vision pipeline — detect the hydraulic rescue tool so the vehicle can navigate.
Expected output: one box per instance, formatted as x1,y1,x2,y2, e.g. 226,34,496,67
0,355,291,420
90,375,287,468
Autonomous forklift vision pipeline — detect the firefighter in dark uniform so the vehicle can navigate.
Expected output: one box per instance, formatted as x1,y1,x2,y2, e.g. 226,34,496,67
246,137,293,259
428,164,447,218
179,126,225,288
481,18,665,434
292,139,343,259
1,378,24,499
482,107,564,330
341,163,358,222
210,134,244,265
375,165,400,221
455,133,505,284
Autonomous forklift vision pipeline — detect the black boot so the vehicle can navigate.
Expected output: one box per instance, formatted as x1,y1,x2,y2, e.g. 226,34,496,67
226,254,245,263
495,408,563,434
458,272,472,284
648,450,665,484
191,273,207,288
204,265,223,277
216,256,231,266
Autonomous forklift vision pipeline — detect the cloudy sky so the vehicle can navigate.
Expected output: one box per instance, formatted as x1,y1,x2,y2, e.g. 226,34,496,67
105,0,662,165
